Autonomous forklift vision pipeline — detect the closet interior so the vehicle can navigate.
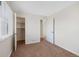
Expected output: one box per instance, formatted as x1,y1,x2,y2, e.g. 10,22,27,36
16,17,25,44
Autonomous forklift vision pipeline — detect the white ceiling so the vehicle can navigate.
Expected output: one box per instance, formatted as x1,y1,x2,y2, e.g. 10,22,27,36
8,1,78,16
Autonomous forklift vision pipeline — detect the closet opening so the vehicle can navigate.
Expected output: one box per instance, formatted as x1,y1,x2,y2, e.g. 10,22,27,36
16,17,25,46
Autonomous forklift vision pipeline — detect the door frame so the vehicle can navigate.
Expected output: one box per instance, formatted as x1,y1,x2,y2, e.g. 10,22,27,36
53,18,55,44
13,13,17,51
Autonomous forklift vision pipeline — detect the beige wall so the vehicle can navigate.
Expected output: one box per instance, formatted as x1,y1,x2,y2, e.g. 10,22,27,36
0,35,13,57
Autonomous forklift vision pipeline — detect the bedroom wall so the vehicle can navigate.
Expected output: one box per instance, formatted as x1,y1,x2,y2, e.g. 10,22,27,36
54,4,79,55
0,35,13,57
0,2,13,57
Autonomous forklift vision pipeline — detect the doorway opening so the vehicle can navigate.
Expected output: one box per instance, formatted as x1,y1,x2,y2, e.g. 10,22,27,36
16,17,25,46
40,20,43,41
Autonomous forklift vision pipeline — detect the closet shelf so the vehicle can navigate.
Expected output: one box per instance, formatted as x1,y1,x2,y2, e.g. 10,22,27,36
17,22,25,24
17,27,25,29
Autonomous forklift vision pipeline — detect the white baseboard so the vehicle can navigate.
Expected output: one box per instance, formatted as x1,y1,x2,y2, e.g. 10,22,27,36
45,38,53,44
56,44,79,56
25,40,40,44
8,49,12,57
65,49,79,56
